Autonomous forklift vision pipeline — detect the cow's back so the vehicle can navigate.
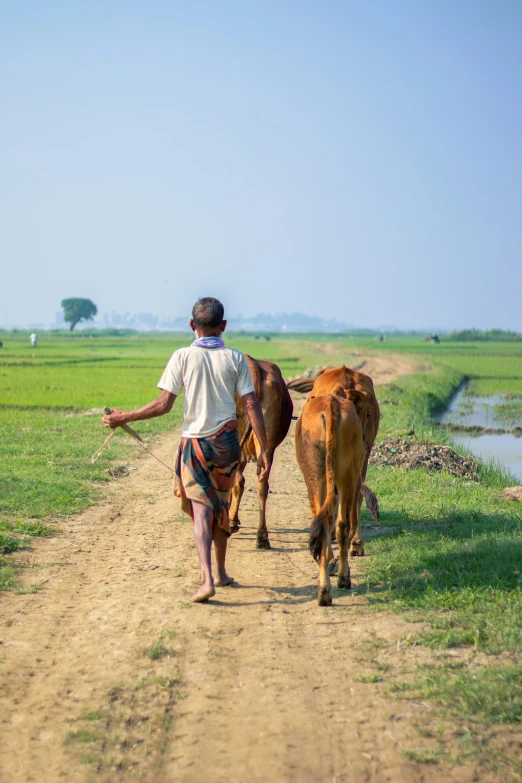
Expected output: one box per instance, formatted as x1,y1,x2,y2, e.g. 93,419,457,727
311,365,380,446
236,356,293,459
297,394,364,475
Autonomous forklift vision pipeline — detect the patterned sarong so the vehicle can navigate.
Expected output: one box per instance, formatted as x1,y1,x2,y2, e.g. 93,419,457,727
174,422,241,534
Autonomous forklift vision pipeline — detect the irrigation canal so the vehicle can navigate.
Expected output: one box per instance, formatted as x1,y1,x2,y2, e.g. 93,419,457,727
438,383,522,483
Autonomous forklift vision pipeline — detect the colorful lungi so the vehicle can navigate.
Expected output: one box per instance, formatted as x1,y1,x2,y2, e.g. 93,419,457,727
174,422,241,534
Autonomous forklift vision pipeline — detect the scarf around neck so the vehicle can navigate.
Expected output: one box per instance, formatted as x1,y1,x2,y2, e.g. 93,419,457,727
192,336,225,349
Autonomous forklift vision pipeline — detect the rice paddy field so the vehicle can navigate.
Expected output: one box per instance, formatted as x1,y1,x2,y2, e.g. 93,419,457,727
1,330,522,778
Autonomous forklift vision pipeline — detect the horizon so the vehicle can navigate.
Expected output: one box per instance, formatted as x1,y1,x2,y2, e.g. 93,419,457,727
1,307,521,337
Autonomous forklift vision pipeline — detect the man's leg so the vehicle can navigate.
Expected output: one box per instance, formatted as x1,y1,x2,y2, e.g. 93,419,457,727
190,500,216,603
213,526,234,587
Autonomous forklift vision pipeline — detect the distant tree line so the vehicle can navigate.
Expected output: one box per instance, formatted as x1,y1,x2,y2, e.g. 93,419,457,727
447,328,522,342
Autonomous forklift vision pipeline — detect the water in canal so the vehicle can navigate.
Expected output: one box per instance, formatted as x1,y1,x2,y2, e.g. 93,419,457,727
439,384,522,483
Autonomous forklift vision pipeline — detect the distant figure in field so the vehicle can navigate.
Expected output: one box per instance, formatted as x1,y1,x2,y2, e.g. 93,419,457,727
30,333,37,347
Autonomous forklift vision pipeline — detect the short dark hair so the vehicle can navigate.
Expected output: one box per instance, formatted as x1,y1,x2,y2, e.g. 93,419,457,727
192,297,225,328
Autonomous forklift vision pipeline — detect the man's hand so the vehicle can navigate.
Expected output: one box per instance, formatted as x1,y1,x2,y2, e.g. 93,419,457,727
103,409,128,428
257,449,270,479
243,392,270,478
102,392,176,429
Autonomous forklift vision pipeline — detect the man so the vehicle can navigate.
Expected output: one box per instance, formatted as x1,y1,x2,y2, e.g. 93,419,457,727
103,297,269,603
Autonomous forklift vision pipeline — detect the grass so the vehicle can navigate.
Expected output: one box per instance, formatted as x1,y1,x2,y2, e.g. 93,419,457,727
353,348,522,775
144,637,176,661
362,491,522,654
391,665,522,725
360,349,522,657
0,557,18,590
353,673,383,683
494,399,522,425
66,666,181,774
403,748,445,765
3,330,522,774
0,332,359,590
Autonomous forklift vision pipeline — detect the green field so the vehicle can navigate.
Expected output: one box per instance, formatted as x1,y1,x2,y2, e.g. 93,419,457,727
1,330,522,773
0,332,360,584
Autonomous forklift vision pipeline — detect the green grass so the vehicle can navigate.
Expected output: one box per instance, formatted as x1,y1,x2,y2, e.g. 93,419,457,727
362,355,522,657
354,673,383,683
391,665,522,725
3,330,522,771
494,399,522,425
66,654,182,774
375,363,464,438
0,556,18,590
403,748,445,765
352,346,522,771
144,638,176,661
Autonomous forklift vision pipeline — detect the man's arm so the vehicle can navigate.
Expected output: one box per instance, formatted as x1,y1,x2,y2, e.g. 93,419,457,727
103,390,177,428
242,391,270,478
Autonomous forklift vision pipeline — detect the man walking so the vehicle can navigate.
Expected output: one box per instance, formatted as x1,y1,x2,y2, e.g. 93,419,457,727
103,297,269,603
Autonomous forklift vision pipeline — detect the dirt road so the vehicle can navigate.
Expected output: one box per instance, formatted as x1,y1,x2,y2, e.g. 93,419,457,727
0,354,492,782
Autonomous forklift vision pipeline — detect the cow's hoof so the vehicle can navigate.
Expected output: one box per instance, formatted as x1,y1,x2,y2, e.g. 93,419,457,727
256,538,271,550
337,575,352,590
230,521,241,535
327,557,339,576
350,541,365,557
318,590,332,607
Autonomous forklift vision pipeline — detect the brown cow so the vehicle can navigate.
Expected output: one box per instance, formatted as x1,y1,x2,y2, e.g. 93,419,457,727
229,356,293,549
288,365,380,555
295,392,366,605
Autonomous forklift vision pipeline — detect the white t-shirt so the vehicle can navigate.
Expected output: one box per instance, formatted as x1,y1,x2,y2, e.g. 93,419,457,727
158,345,255,437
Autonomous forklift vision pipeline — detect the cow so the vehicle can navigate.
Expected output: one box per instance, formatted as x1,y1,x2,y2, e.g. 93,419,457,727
287,365,381,555
229,356,293,549
295,390,367,605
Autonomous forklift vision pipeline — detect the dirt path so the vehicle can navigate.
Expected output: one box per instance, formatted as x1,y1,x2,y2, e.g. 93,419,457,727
0,354,491,782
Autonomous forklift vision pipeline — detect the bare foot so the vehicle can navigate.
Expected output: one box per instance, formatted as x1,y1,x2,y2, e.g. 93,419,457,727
215,575,235,587
190,584,216,603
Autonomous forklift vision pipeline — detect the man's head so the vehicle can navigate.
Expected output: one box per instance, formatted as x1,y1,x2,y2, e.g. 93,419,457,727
190,297,227,336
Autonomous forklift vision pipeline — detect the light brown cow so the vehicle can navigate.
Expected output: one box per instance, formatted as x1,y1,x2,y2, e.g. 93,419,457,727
288,365,380,554
295,391,367,605
230,356,293,549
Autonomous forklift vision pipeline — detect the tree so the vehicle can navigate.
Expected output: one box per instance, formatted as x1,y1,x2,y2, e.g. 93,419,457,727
61,298,98,331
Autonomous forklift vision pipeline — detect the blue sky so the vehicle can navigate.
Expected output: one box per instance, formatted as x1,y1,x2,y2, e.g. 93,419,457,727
1,1,521,330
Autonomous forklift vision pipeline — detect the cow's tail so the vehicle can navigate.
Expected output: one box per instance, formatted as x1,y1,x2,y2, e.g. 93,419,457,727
309,398,337,563
361,483,380,522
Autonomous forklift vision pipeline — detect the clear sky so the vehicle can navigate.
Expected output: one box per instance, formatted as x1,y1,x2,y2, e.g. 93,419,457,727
2,1,521,330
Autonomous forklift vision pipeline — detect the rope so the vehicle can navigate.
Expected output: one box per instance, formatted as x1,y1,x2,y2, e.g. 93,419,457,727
93,427,313,576
91,427,176,474
281,548,311,575
122,428,176,475
90,430,115,463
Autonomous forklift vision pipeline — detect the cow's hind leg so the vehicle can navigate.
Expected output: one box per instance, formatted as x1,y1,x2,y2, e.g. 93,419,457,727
318,524,333,605
348,478,363,560
229,460,247,535
327,508,338,576
336,483,353,590
350,458,368,557
256,449,274,549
